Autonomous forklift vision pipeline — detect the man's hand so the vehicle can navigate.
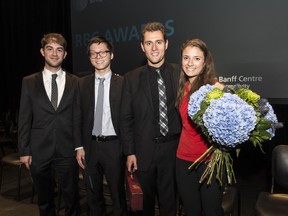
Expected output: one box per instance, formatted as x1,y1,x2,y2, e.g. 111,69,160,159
127,154,137,173
20,156,32,169
76,148,85,169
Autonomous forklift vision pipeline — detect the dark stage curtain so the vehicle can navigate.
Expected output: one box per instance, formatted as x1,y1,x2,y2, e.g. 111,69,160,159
0,0,72,115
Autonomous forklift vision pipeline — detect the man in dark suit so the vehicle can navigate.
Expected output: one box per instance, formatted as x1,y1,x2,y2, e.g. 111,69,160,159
76,36,127,216
18,33,81,216
120,22,182,216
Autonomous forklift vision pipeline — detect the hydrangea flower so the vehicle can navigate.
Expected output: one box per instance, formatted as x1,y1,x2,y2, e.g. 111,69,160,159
187,84,282,185
188,84,213,117
262,102,278,137
203,93,257,148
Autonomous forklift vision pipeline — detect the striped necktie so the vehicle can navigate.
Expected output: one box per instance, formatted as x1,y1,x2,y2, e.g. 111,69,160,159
156,69,168,136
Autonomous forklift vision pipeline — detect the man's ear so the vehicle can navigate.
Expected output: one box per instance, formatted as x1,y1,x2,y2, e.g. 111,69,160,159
63,51,67,59
140,42,145,53
40,48,44,57
165,39,169,51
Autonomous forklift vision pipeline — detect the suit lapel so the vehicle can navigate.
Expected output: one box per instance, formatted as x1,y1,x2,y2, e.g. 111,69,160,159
110,73,117,109
110,73,118,131
140,68,153,110
166,64,178,99
34,72,53,108
89,73,96,112
58,72,71,110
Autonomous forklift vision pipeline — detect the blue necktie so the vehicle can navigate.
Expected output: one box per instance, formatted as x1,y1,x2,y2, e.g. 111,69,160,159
93,78,105,136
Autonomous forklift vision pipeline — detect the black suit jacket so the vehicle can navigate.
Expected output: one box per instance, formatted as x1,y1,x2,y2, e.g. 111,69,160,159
18,71,81,161
79,72,123,162
120,62,182,171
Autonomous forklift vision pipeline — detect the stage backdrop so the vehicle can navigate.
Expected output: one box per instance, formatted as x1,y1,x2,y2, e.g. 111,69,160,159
70,0,288,104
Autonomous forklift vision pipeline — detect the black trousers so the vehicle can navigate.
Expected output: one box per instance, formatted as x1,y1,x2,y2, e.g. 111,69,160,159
30,156,80,216
86,139,127,216
176,158,224,216
136,139,178,216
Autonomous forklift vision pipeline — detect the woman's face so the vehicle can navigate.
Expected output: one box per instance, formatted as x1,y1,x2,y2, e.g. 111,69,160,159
181,46,205,82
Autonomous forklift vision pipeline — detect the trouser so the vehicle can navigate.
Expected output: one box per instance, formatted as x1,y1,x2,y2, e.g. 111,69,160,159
137,139,178,216
176,158,224,216
31,156,80,216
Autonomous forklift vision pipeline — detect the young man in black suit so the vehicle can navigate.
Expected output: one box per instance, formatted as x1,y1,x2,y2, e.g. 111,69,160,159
120,22,182,216
76,36,127,216
18,33,81,216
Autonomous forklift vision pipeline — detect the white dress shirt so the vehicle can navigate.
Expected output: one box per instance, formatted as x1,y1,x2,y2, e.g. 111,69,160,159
94,71,116,136
42,68,66,106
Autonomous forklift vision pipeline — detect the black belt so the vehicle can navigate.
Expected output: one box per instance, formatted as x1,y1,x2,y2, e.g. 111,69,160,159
92,135,118,142
153,134,180,143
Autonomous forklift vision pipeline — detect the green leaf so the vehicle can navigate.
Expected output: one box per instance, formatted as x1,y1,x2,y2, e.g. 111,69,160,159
256,123,271,130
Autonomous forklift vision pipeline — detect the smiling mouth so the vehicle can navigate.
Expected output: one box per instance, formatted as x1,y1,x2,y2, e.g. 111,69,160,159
187,67,196,71
96,60,104,64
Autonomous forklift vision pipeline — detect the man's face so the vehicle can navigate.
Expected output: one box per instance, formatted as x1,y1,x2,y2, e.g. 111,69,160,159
141,30,168,68
89,42,113,75
40,42,67,70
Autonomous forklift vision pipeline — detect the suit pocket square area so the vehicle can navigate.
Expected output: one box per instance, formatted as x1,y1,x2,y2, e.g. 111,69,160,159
125,169,143,211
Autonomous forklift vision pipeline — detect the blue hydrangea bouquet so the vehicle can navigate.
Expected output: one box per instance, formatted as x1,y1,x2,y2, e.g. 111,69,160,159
188,83,283,185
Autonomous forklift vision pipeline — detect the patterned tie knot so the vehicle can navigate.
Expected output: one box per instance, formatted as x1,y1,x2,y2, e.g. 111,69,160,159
156,68,161,77
52,73,58,80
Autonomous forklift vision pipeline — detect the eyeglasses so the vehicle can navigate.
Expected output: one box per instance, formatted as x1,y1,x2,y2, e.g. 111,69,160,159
89,50,110,58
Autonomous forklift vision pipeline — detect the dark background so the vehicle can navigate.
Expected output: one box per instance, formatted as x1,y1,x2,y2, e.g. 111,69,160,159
1,0,72,115
1,2,288,141
1,1,288,215
1,0,287,143
70,0,288,104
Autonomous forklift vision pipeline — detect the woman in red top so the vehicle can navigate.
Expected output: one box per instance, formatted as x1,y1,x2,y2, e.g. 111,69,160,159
175,38,225,216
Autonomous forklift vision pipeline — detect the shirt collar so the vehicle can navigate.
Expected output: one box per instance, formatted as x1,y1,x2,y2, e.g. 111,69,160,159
147,62,166,73
43,68,64,81
95,70,112,81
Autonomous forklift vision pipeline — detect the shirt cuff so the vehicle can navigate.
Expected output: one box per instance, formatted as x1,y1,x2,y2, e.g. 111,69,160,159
75,146,83,151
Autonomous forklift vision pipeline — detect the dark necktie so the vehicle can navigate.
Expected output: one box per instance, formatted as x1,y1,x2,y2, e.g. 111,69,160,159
156,69,169,136
93,78,105,136
51,74,58,110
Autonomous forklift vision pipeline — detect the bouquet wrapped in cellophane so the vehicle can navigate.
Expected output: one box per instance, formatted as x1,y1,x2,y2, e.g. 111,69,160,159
188,83,283,185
